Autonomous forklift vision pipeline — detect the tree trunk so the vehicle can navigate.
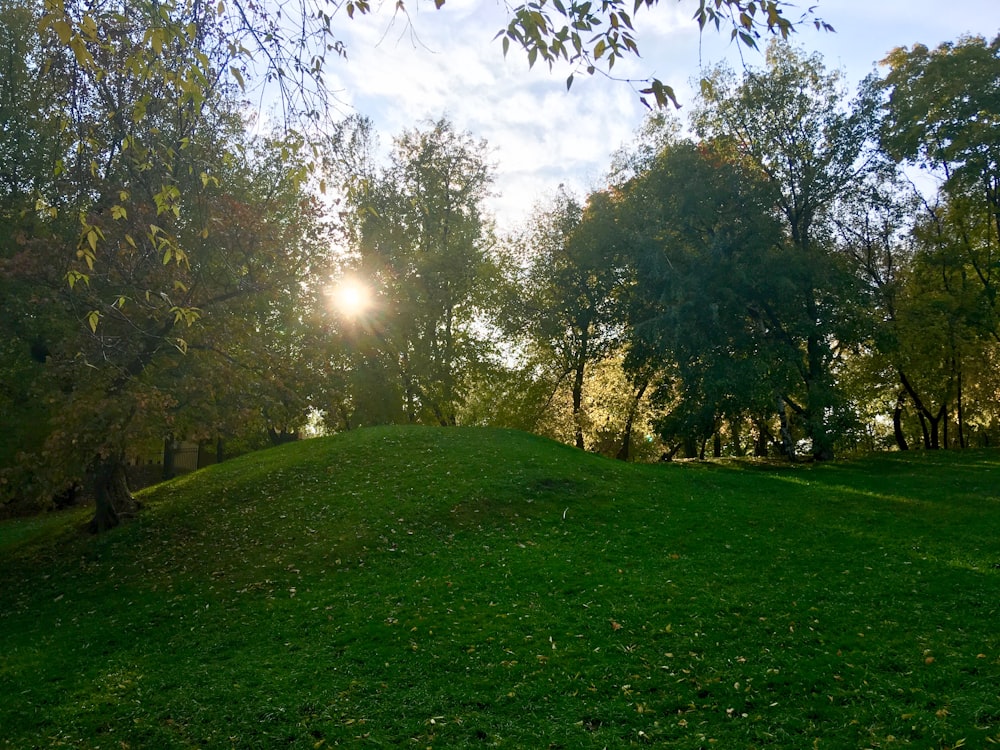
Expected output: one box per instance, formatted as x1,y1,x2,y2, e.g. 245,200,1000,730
925,406,945,449
892,392,909,451
753,419,770,458
956,368,966,449
88,454,138,534
616,379,648,462
917,411,931,449
776,394,796,461
572,360,586,451
805,313,836,461
267,427,299,445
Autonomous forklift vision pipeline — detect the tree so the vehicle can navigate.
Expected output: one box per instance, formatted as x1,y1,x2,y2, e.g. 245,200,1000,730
617,134,798,457
0,3,331,527
41,0,827,122
504,188,629,450
497,0,832,107
691,42,880,459
881,36,1000,334
877,35,1000,447
332,118,499,427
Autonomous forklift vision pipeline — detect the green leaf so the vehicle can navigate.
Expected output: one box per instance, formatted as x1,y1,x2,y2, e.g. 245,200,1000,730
86,310,100,333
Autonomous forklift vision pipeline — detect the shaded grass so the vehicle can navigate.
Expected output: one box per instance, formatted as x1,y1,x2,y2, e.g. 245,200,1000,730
1,426,998,748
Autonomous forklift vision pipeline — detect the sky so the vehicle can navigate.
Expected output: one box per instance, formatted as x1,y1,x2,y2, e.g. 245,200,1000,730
320,0,1000,230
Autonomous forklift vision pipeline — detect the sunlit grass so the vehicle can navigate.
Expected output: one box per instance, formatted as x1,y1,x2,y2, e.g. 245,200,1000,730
1,426,998,748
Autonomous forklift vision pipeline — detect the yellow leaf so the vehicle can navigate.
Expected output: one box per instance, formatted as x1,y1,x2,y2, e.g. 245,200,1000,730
80,13,97,39
230,65,245,90
86,310,100,333
150,28,163,55
51,19,72,44
66,270,89,289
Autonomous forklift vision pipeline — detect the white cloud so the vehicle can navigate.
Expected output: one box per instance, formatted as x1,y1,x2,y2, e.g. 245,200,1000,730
320,0,1000,231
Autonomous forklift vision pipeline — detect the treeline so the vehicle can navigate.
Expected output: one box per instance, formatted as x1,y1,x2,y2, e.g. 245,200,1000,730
1,0,997,524
323,38,1000,461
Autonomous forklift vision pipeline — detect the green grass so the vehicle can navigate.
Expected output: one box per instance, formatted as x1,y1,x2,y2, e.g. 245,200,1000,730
1,426,998,749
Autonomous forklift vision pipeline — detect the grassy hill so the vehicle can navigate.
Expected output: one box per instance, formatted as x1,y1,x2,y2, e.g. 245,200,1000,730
1,426,998,748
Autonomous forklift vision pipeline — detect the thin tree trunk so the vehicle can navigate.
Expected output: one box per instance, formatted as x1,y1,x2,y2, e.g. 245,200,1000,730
918,411,931,449
571,357,586,451
893,392,909,451
776,394,796,461
573,329,589,450
956,369,966,449
616,379,649,462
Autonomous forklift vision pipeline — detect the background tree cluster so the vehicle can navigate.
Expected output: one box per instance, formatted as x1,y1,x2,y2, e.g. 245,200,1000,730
319,36,1000,463
3,0,998,527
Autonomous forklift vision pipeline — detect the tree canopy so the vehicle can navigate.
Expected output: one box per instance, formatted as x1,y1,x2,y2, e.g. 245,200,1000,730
5,0,1000,532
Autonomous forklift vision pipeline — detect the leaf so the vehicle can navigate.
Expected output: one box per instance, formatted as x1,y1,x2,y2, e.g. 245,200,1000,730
80,14,98,40
230,65,245,91
149,27,163,55
66,270,89,289
86,310,100,333
51,19,72,44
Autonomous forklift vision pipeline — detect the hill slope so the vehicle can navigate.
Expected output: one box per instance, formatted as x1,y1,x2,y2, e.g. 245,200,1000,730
1,426,998,748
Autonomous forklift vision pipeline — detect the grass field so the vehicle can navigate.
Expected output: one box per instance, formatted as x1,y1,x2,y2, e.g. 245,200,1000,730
1,426,998,748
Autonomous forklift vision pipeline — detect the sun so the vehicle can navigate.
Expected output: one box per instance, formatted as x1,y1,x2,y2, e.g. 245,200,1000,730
330,278,372,317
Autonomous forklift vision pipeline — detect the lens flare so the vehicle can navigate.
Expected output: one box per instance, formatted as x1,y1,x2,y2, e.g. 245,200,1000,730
330,279,371,317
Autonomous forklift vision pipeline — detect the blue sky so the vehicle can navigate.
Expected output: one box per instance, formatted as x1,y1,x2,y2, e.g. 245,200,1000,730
320,0,1000,230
